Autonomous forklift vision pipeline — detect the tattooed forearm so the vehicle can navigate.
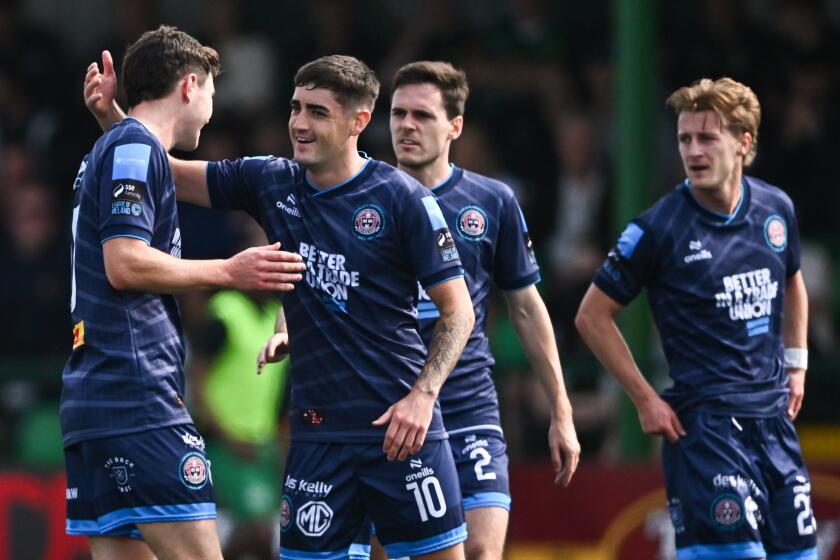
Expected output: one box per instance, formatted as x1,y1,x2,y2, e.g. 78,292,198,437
415,308,473,396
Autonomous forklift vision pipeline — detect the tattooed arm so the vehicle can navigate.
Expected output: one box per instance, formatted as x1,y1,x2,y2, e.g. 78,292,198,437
373,277,474,460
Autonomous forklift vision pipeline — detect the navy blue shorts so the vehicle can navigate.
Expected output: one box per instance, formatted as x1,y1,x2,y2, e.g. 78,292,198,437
663,413,817,559
448,428,510,511
65,424,215,538
279,439,466,559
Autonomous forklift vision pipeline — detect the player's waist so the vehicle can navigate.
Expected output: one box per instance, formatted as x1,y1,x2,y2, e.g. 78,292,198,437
662,380,789,417
288,403,447,441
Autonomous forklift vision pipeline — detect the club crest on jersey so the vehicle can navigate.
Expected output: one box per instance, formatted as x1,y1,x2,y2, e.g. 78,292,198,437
764,215,787,252
353,205,384,239
179,452,209,490
457,205,488,240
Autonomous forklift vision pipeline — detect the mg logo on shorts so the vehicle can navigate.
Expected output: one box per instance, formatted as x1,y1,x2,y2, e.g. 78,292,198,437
296,500,333,537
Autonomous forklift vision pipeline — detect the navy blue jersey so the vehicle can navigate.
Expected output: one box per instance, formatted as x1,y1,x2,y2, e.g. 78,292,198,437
416,166,540,431
60,118,190,447
594,177,800,416
207,156,463,443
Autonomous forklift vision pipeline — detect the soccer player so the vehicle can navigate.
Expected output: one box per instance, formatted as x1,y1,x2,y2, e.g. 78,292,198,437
380,61,581,560
64,27,305,560
576,77,816,559
86,54,475,560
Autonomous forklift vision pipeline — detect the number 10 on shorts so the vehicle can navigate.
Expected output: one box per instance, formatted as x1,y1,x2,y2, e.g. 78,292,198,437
406,477,447,522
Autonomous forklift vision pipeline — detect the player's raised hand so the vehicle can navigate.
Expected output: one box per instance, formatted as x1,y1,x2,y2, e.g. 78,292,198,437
84,50,121,129
224,242,305,292
548,417,581,487
372,388,436,461
257,332,290,374
637,394,686,443
787,368,806,420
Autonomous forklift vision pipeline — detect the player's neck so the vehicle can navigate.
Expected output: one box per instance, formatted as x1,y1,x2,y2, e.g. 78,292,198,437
306,151,368,190
128,103,177,151
691,171,743,215
399,158,451,189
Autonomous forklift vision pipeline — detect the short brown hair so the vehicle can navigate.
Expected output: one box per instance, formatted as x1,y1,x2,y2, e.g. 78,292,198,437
122,25,221,109
392,61,470,119
294,55,380,111
666,77,761,166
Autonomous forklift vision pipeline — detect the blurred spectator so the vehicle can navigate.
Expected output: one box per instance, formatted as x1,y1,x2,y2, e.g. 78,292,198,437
0,176,69,358
545,113,610,355
206,0,280,114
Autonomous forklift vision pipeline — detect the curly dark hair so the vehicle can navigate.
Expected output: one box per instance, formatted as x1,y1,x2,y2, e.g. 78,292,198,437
294,55,379,112
122,25,221,108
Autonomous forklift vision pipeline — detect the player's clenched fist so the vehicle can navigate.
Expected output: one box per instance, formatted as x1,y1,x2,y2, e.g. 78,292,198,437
223,242,305,292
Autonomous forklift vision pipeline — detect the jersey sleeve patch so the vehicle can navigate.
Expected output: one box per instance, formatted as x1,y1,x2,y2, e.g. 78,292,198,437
112,143,152,182
617,222,645,259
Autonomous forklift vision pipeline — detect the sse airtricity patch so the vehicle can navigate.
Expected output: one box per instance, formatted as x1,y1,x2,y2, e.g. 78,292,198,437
179,452,209,490
111,180,146,216
353,205,384,239
457,205,488,241
764,215,787,252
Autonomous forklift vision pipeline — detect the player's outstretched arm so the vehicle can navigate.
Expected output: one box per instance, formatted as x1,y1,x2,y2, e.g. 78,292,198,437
103,237,304,294
257,307,290,374
373,277,474,461
575,284,686,443
84,50,126,131
169,156,212,207
783,270,809,420
504,285,580,486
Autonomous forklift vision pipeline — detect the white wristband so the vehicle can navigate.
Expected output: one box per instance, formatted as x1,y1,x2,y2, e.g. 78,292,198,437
783,348,808,370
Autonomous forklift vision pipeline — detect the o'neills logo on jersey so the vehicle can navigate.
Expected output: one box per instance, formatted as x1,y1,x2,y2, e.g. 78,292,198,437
457,205,487,240
764,215,787,252
353,205,383,239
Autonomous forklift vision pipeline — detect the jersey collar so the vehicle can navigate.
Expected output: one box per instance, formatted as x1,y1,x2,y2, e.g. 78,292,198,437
681,177,751,226
430,164,463,196
306,153,375,198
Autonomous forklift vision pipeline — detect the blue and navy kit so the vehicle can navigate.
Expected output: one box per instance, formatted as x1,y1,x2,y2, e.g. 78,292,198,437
208,156,463,443
209,155,467,556
65,424,215,537
280,440,466,559
596,177,816,559
416,166,540,432
60,118,190,447
595,177,800,417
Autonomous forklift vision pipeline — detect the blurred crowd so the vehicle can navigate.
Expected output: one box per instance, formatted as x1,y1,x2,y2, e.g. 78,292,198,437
1,0,839,532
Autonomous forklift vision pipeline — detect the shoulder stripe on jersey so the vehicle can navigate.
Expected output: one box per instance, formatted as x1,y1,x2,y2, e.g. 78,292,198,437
421,196,448,230
617,222,645,259
112,143,152,182
516,204,529,233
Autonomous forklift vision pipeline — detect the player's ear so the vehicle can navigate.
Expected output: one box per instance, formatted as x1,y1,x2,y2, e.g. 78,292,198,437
350,108,372,137
738,131,753,158
449,115,464,141
180,73,198,103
